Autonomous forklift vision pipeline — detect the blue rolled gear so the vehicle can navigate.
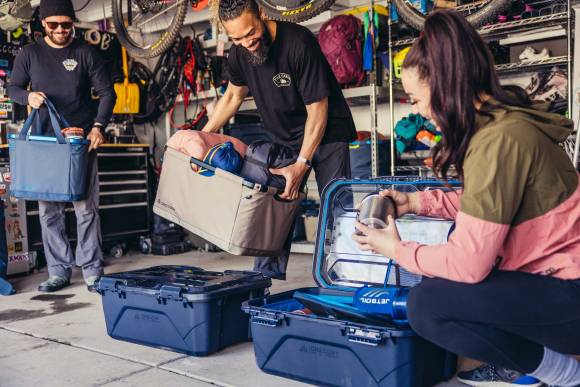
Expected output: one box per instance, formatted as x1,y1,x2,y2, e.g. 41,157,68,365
198,141,243,176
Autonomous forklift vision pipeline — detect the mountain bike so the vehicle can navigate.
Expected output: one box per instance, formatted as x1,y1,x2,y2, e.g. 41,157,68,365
112,0,512,58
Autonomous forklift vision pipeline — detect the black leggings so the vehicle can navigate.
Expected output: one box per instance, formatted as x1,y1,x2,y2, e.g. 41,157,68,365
407,271,580,373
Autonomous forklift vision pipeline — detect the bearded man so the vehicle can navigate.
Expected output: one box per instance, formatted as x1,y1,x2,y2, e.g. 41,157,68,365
202,0,355,280
8,0,116,292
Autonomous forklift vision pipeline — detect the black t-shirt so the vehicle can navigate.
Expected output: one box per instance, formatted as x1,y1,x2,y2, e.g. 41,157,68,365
7,38,116,135
228,22,356,149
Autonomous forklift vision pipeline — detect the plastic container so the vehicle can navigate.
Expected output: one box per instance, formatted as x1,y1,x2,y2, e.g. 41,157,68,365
243,177,460,387
349,140,391,178
95,265,271,356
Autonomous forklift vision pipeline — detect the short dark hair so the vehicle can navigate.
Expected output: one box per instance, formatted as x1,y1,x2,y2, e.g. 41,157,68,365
218,0,260,22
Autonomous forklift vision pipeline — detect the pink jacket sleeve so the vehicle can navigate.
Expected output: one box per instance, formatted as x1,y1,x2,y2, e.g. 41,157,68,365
394,211,509,283
416,189,463,220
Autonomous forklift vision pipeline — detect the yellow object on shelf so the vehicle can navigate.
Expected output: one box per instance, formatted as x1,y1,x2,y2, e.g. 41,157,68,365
393,47,411,79
113,47,140,115
343,4,388,17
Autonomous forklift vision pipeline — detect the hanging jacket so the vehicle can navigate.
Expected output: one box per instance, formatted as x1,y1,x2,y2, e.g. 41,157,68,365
395,99,580,283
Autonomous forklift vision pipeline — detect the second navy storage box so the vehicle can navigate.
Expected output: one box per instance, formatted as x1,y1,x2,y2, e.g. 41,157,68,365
96,265,271,356
243,177,459,386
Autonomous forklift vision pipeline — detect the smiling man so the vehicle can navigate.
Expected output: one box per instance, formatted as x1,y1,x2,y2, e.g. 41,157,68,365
8,0,116,293
202,0,356,279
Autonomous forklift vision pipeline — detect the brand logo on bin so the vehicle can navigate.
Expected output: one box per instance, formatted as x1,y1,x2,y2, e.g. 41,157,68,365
134,313,160,324
299,344,338,359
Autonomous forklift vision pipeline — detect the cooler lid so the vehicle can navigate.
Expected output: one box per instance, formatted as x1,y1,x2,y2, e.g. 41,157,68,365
313,178,458,292
8,133,89,144
97,265,268,297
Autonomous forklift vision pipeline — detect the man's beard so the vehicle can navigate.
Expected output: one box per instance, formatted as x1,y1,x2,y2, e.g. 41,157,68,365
46,29,72,46
241,24,272,66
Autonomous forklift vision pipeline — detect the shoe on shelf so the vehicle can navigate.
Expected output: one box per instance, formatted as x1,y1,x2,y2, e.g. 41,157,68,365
85,276,100,293
519,46,551,62
38,276,70,293
456,364,542,387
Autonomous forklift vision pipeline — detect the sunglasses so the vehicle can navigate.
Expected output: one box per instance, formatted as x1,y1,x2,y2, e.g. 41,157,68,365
45,21,73,30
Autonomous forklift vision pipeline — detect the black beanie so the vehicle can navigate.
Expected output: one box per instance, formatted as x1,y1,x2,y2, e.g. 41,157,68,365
40,0,76,20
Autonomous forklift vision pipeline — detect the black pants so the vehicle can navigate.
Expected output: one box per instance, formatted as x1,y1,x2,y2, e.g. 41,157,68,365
407,270,580,373
253,141,351,279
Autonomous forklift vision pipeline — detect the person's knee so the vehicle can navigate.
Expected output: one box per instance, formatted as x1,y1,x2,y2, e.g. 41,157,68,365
407,279,450,339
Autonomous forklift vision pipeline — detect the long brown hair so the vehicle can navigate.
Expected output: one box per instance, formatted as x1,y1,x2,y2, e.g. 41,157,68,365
403,10,525,180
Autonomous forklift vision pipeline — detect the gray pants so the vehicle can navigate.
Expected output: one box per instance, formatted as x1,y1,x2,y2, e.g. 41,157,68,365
39,153,103,279
253,141,351,279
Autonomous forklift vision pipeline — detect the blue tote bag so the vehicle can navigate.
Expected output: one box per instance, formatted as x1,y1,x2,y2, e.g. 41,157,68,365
9,99,90,201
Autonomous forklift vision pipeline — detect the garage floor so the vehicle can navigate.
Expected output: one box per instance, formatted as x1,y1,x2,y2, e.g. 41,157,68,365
1,250,470,387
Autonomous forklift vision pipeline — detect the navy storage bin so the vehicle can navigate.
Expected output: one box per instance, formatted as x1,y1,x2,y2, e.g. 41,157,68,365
243,177,460,387
349,140,391,178
96,265,271,356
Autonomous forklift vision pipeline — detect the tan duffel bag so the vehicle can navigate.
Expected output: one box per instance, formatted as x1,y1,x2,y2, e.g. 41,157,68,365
154,147,305,256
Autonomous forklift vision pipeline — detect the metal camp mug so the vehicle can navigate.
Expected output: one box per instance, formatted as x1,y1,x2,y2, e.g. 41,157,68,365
356,194,397,235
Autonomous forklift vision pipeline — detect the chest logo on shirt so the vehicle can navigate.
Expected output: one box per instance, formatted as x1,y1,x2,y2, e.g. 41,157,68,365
273,73,291,87
62,59,78,72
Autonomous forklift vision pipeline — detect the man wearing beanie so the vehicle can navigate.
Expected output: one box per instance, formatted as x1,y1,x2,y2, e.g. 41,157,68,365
7,0,116,292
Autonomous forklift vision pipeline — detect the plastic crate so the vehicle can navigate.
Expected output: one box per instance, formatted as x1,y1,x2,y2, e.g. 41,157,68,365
243,177,461,386
96,265,271,356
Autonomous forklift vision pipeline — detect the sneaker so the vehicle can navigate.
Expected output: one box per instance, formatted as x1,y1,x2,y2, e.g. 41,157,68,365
85,276,100,293
457,364,542,386
519,46,550,63
38,276,70,292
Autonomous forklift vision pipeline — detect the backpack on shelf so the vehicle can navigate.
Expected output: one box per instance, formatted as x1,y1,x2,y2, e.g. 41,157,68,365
318,15,365,86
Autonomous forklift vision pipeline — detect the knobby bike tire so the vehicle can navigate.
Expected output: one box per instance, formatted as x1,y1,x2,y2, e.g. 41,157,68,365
257,0,336,22
392,0,512,31
112,0,188,58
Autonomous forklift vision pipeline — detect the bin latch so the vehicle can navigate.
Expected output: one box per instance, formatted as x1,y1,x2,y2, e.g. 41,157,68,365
342,325,386,346
250,311,283,327
96,278,126,298
158,285,184,302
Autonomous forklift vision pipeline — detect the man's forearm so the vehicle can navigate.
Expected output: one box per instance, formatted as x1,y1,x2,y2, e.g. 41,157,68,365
299,98,328,161
7,85,30,106
94,90,116,129
202,90,245,133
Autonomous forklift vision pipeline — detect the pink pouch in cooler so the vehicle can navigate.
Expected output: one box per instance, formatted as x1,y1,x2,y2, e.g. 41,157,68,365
167,131,248,170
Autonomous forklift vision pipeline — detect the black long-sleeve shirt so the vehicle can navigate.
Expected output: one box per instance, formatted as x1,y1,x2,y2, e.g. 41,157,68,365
8,38,116,135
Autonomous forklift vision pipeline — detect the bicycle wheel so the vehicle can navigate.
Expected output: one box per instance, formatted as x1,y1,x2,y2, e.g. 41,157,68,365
112,0,188,58
392,0,512,31
257,0,336,22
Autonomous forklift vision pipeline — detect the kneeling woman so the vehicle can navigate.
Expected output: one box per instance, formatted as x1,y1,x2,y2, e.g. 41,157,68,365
353,10,580,387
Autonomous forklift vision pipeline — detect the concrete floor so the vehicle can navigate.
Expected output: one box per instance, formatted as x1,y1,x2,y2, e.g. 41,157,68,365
0,250,470,387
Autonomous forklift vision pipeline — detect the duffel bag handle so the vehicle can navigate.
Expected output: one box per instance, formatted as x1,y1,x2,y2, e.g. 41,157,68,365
19,98,70,144
188,155,307,198
189,156,264,191
189,156,216,173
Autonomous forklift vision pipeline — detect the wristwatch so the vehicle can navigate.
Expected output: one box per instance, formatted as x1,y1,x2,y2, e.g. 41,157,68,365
296,156,312,167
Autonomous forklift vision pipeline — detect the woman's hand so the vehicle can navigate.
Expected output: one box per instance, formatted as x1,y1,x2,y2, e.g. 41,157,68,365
352,217,401,257
379,189,421,216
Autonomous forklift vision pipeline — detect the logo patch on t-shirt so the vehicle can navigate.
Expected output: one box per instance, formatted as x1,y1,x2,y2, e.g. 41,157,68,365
273,73,291,87
62,59,78,71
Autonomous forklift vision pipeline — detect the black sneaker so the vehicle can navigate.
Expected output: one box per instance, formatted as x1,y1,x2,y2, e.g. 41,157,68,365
38,276,70,292
457,364,542,386
85,276,100,293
